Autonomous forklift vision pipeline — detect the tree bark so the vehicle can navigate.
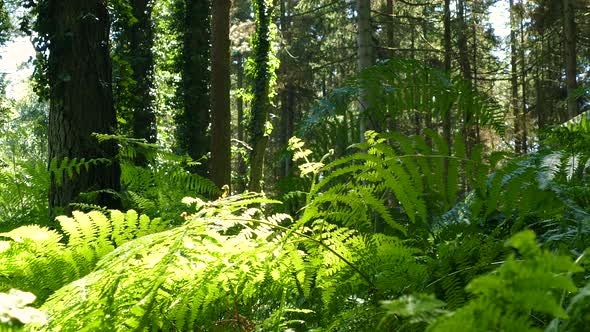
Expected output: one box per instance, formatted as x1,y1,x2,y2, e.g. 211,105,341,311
44,0,120,220
210,0,232,190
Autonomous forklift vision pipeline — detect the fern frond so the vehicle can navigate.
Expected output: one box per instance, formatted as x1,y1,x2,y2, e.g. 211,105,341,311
0,210,166,303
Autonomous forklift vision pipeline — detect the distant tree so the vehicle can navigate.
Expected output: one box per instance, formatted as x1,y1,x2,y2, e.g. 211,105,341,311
37,0,120,219
210,0,232,189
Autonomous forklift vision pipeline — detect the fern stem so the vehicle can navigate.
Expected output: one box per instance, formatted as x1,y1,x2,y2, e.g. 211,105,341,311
425,260,505,289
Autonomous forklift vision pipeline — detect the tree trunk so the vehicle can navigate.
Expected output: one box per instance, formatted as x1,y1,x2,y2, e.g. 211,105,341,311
442,0,452,146
44,0,120,220
519,5,528,153
210,0,232,190
563,0,578,120
457,0,474,155
130,0,157,165
356,0,374,142
248,0,273,192
235,54,248,193
177,0,210,177
442,0,453,197
510,0,521,153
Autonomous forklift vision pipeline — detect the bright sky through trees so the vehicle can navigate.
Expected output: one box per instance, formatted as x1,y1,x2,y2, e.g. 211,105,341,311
0,36,34,99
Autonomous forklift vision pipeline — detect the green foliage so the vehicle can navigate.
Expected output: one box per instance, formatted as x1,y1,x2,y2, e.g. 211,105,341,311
291,130,492,236
430,231,583,331
0,210,166,303
28,192,419,330
0,96,49,229
49,157,111,187
299,59,504,158
94,133,220,221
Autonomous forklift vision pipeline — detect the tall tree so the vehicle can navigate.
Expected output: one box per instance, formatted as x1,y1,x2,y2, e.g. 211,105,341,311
39,0,120,219
129,0,157,147
278,0,295,179
562,0,578,119
442,0,452,148
175,0,211,177
510,0,522,153
357,0,374,141
210,0,232,189
248,0,274,192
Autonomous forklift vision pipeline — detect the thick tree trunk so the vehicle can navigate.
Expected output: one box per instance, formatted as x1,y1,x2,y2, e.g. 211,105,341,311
248,0,273,192
210,0,232,190
177,0,210,177
563,0,578,120
45,0,120,220
130,0,157,165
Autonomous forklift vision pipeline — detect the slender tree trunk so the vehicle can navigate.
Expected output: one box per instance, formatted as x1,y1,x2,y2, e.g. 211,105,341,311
357,0,374,141
210,0,232,190
519,5,527,152
563,0,578,120
472,1,480,145
43,0,120,220
279,0,295,179
385,0,398,133
235,54,247,193
442,0,452,149
510,0,521,153
536,30,546,129
177,0,210,177
386,0,398,56
442,0,453,199
248,0,273,192
457,0,474,155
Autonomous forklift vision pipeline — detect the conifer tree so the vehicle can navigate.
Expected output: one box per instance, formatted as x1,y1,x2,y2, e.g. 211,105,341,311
38,0,120,219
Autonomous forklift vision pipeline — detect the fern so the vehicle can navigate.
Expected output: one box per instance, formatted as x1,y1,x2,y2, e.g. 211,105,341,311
49,157,111,187
27,191,428,331
429,231,583,331
299,59,504,158
0,210,166,303
291,131,496,237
